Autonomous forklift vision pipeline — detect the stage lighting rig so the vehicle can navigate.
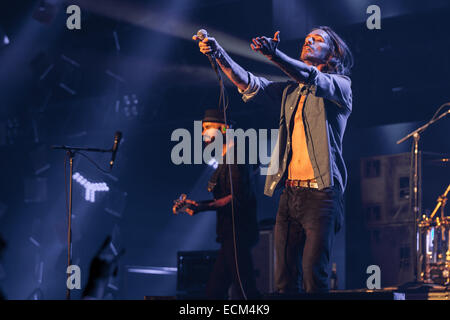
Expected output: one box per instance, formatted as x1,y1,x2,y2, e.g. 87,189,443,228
73,172,110,203
116,94,140,119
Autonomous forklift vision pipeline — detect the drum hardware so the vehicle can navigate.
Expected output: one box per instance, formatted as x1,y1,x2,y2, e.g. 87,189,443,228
417,184,450,285
397,103,450,283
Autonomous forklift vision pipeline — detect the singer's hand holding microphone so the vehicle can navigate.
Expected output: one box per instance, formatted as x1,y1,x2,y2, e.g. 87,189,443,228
192,31,221,57
193,29,222,78
193,29,281,61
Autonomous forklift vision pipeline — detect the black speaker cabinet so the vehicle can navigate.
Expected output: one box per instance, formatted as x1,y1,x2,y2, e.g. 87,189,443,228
360,153,417,286
176,250,218,296
252,228,275,294
360,152,416,225
366,223,416,286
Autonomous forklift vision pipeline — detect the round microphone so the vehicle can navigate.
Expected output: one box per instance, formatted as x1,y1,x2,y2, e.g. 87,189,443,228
110,131,122,169
196,29,208,41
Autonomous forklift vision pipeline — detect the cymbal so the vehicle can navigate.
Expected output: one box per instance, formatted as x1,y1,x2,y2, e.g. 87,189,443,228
426,158,450,167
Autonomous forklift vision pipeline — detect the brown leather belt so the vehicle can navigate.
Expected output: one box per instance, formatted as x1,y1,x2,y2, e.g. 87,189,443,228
285,179,319,189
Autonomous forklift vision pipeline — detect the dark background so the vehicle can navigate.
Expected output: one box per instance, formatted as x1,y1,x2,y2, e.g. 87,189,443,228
0,0,449,299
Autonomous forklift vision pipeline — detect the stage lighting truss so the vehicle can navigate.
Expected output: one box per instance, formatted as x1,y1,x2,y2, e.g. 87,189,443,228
58,55,81,96
73,172,110,203
104,190,128,218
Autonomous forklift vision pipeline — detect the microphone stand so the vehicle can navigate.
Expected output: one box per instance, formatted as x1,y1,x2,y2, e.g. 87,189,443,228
396,109,449,287
51,145,112,300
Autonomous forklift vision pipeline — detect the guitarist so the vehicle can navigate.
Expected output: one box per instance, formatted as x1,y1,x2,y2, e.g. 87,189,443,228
173,109,259,300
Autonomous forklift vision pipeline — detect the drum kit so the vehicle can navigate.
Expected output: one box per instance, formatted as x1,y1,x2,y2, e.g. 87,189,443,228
396,104,449,287
417,183,450,285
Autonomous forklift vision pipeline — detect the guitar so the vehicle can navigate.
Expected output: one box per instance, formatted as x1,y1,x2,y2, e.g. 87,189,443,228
172,194,198,216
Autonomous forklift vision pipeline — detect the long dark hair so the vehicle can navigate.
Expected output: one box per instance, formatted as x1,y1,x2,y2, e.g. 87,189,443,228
313,26,354,76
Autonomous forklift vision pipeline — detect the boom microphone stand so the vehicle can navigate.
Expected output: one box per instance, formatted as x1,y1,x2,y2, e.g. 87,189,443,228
51,143,115,300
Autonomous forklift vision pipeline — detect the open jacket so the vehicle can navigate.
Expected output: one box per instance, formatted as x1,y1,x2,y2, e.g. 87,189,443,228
239,66,352,197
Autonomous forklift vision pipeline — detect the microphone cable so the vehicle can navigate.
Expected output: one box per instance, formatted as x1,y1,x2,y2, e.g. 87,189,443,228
221,78,248,301
197,29,248,300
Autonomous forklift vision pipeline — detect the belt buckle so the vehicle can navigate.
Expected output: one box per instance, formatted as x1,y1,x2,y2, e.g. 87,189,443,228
287,179,317,189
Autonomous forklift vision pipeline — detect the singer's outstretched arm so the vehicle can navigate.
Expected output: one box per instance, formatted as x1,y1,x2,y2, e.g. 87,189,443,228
193,35,249,91
250,32,314,84
270,49,314,83
215,48,250,91
248,31,352,110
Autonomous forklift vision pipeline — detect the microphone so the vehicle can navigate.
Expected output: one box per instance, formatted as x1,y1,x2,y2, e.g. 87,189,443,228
196,29,220,76
110,131,122,169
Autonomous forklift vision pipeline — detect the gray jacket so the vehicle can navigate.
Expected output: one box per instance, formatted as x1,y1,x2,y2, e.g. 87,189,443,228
239,66,352,197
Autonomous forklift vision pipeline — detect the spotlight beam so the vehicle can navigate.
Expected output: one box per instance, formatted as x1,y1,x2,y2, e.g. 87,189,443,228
71,0,270,64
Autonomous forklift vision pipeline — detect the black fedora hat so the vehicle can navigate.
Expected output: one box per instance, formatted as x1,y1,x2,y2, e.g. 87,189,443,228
202,109,225,124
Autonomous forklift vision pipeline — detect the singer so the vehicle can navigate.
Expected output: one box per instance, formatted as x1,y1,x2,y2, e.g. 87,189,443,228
193,26,353,293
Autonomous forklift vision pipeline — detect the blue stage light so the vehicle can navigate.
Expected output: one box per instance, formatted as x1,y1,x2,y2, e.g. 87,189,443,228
73,172,110,203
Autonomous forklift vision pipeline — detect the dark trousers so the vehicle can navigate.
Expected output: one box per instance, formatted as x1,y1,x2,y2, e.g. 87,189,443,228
206,235,259,299
274,186,344,293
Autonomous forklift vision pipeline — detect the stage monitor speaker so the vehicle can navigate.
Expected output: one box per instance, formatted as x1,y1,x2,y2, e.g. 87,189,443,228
252,228,275,294
176,250,218,297
366,223,416,286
